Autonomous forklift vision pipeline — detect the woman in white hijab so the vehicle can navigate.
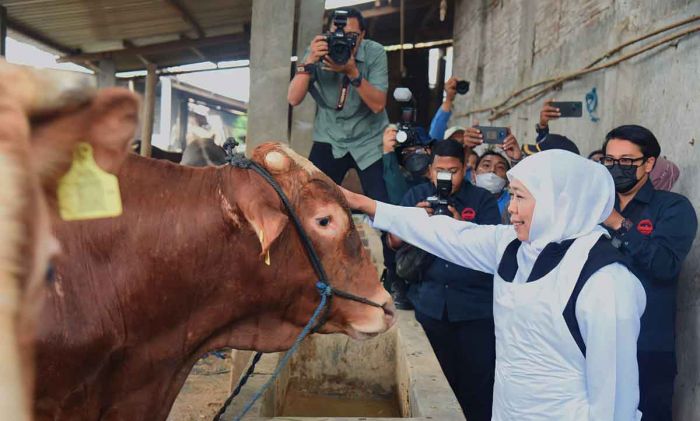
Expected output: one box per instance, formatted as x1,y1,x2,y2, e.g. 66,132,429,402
343,149,646,421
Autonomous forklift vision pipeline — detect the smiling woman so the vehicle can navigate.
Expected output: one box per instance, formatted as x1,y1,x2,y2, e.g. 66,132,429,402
344,149,648,421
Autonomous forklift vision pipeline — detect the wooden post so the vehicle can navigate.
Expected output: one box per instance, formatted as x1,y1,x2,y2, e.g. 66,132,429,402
140,63,157,157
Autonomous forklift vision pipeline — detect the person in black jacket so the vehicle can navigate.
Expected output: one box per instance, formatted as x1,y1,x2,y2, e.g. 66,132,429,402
388,139,500,421
601,125,697,421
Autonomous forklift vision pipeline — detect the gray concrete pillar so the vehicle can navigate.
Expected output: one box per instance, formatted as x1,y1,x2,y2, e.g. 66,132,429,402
289,0,325,158
97,60,116,88
246,0,296,154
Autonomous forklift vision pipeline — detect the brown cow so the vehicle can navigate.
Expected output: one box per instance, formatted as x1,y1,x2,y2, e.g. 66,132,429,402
35,142,395,420
0,61,139,421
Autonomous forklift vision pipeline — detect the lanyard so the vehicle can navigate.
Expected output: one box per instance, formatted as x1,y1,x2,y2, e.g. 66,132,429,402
336,76,350,110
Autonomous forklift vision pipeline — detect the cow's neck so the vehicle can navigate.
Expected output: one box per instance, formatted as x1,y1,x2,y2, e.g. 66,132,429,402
39,154,316,421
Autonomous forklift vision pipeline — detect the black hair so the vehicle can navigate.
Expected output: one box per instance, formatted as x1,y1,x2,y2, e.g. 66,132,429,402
587,149,604,159
328,8,367,32
431,139,465,164
603,125,660,158
476,151,511,170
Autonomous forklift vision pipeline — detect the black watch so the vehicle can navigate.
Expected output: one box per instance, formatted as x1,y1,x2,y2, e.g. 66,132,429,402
611,218,633,249
616,218,634,235
295,63,314,74
349,74,363,87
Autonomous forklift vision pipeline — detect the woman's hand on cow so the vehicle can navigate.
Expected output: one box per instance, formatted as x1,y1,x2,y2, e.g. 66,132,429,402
339,186,377,217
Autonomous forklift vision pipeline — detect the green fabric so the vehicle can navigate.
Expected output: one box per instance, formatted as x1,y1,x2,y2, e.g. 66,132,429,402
305,39,389,170
383,152,410,204
382,152,429,205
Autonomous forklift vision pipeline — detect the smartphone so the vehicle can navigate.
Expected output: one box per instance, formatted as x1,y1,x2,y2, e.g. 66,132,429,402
476,126,509,144
550,101,583,118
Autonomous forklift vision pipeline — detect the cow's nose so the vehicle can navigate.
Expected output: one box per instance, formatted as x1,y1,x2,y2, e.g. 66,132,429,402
382,301,397,327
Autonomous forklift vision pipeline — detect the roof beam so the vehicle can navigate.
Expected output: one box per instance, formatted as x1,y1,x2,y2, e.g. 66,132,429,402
123,39,151,65
58,33,247,64
6,17,76,55
165,0,205,38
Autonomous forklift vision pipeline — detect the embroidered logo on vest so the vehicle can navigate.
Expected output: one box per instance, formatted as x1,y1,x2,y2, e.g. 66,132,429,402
461,207,476,221
637,219,654,235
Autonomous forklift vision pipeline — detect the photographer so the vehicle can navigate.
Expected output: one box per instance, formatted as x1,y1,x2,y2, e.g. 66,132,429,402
389,139,500,421
288,8,389,203
382,123,432,204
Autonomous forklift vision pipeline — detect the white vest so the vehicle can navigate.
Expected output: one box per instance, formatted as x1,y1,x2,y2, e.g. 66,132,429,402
491,232,601,421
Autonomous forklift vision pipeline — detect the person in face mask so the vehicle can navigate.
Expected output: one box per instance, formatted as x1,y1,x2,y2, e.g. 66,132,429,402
382,124,432,205
381,124,432,309
601,125,697,421
472,151,511,223
343,149,647,421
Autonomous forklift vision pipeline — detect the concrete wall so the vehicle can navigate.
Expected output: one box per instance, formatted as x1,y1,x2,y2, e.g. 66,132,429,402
450,0,700,418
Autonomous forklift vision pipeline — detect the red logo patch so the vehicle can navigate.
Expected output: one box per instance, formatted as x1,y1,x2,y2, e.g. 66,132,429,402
637,219,654,235
461,208,476,221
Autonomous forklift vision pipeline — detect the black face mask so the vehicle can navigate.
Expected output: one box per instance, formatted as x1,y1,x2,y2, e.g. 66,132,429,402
607,163,640,193
404,153,431,176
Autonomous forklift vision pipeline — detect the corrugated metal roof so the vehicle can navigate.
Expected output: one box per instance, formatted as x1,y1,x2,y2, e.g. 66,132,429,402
2,0,252,71
1,0,453,72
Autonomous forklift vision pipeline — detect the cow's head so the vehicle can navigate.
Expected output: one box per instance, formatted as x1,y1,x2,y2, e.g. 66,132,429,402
0,61,138,411
231,142,395,344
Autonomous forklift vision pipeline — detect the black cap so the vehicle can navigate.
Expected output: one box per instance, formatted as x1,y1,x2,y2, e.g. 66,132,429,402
522,134,580,156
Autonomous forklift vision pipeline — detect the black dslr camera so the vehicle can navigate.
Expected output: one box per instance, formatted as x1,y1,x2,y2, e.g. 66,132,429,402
426,171,453,216
325,10,358,65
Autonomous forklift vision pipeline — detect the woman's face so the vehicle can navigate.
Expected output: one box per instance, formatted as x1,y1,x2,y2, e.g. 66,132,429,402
507,179,535,241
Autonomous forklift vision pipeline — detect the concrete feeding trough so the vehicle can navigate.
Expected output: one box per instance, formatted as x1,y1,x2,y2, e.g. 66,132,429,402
222,310,464,420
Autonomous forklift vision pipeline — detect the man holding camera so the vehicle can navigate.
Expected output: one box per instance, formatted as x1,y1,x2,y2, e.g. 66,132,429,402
288,8,389,202
389,139,500,421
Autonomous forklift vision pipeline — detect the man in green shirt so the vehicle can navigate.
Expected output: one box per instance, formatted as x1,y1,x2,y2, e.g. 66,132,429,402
288,8,389,203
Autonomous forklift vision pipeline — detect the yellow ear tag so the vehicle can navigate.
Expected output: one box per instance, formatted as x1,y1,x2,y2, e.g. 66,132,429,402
57,143,123,221
258,229,271,266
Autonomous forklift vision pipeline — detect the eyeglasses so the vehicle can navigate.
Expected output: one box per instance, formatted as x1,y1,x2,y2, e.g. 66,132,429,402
601,156,646,168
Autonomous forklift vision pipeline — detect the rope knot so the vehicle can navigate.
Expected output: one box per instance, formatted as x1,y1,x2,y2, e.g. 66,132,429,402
316,281,333,297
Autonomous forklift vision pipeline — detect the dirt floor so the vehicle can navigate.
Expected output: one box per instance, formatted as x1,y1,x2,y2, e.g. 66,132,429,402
167,351,232,421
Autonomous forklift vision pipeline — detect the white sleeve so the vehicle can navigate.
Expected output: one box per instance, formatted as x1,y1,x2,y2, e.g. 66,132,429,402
372,201,512,274
576,263,646,421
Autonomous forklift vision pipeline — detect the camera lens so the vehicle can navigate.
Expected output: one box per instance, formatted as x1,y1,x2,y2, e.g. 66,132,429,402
456,80,470,95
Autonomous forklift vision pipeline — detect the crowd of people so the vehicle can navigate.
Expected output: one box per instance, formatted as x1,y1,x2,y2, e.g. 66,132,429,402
287,7,697,421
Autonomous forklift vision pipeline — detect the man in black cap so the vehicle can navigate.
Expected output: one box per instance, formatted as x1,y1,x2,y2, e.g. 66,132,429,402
521,133,580,156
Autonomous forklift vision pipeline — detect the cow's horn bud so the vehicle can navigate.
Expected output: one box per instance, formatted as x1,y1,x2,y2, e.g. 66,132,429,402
264,151,290,172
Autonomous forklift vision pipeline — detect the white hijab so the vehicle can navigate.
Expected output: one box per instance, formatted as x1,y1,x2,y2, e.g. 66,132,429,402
506,150,615,283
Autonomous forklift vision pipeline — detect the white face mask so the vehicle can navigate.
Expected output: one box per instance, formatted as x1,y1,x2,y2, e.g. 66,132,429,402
475,172,507,194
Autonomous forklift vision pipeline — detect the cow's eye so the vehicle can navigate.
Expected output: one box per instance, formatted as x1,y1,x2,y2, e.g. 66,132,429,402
317,216,331,227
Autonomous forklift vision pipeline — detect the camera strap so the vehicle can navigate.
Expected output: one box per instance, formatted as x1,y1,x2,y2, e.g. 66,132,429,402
336,76,350,110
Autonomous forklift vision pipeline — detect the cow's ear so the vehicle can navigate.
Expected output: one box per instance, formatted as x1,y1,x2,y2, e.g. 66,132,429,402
30,88,139,190
239,201,288,261
82,88,140,174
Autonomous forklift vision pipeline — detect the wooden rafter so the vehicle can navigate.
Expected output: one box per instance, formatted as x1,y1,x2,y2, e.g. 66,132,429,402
165,0,205,38
58,33,247,64
7,17,76,54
